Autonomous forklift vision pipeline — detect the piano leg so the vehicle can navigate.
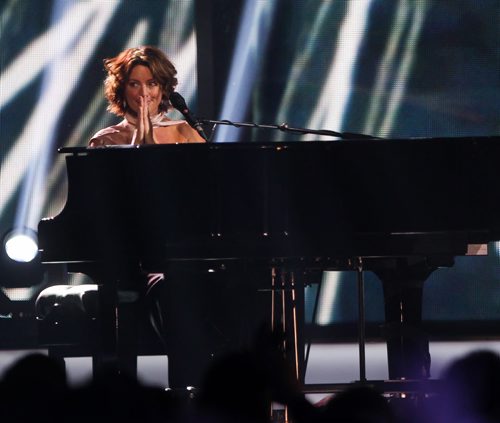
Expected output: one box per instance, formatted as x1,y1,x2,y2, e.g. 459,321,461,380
77,265,144,379
95,278,141,378
146,270,216,388
375,262,433,380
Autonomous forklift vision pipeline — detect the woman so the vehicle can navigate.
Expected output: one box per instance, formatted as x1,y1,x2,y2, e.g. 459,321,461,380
89,46,211,389
89,45,205,146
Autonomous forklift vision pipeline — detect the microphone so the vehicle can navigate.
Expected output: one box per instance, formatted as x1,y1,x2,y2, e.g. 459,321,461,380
169,92,208,141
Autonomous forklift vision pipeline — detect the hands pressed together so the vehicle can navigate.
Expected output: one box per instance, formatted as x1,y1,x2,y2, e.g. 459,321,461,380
132,96,156,145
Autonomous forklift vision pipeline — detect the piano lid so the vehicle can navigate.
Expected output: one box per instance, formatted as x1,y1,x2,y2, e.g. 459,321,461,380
39,136,500,265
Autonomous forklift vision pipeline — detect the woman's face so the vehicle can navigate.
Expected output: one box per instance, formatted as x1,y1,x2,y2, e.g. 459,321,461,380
124,64,163,116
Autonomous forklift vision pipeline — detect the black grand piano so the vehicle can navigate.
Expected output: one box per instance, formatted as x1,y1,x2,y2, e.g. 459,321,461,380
38,136,500,383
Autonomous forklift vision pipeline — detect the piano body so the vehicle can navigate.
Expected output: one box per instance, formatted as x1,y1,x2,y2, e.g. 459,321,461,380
38,136,500,382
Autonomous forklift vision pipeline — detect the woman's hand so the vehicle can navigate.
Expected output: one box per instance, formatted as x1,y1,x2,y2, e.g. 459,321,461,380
132,96,156,145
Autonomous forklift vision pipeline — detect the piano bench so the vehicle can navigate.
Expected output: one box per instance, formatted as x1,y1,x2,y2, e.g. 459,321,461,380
35,284,165,378
35,284,99,345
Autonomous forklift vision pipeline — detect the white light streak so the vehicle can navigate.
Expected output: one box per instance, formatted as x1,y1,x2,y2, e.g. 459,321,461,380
160,0,198,106
316,271,342,325
215,0,278,142
123,18,150,50
273,1,333,142
363,0,429,138
378,0,429,136
362,0,411,136
303,0,374,141
0,0,17,44
42,87,106,219
168,30,198,110
0,2,99,110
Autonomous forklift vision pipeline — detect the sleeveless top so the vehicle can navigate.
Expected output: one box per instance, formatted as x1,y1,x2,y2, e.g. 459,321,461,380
89,113,205,146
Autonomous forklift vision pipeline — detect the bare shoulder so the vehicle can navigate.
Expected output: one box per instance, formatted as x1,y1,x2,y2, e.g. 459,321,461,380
89,121,132,147
164,121,205,143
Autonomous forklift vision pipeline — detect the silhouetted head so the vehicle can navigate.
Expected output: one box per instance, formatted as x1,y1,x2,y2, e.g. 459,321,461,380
439,349,500,422
196,350,272,423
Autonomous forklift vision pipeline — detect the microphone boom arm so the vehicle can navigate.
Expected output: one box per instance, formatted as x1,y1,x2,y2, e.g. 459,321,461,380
199,118,380,140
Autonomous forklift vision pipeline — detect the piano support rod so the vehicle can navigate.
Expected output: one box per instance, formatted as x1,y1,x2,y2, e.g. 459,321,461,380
271,267,276,331
290,272,300,381
357,258,367,382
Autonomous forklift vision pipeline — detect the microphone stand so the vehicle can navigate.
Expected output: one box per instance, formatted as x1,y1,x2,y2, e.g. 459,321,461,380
199,118,381,141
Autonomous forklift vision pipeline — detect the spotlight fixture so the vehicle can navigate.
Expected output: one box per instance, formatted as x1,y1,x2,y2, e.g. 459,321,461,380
3,228,39,263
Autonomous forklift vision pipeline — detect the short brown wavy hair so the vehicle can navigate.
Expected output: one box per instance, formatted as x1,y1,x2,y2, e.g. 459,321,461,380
103,46,178,116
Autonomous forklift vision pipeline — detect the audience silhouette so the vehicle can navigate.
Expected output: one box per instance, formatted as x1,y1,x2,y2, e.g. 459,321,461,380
0,353,68,423
1,344,499,422
316,385,396,423
429,349,500,423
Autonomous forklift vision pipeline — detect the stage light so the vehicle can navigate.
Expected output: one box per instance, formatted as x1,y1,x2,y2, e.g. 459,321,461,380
3,228,38,263
0,228,44,290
